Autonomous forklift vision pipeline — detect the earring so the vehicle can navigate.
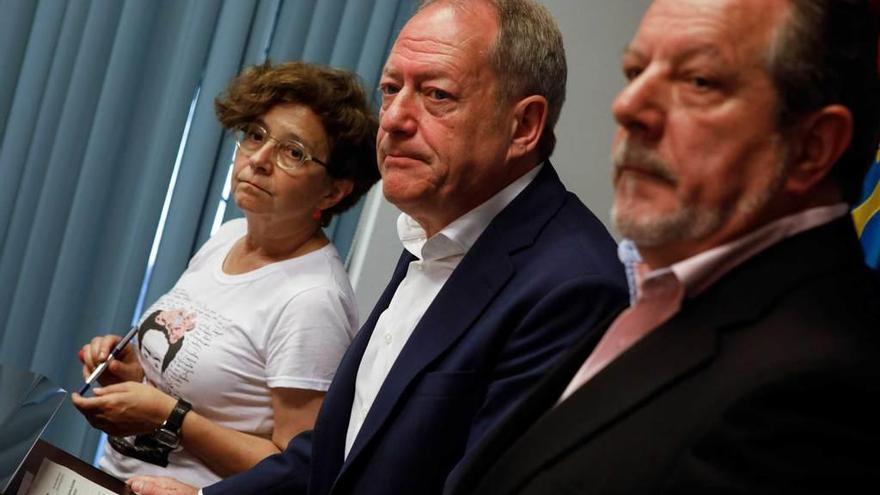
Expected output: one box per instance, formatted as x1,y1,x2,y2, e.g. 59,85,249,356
312,209,323,221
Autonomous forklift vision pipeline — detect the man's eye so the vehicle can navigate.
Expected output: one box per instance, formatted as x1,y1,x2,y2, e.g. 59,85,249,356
690,76,714,90
623,66,642,82
379,83,400,96
427,89,451,100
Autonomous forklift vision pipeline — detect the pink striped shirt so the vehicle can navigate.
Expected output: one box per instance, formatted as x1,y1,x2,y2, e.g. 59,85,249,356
558,204,849,403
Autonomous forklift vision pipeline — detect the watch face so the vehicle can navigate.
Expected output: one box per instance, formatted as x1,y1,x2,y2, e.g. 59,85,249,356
152,429,180,449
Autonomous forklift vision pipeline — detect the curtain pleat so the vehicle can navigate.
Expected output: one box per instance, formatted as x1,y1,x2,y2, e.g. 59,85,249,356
0,0,109,360
0,0,75,268
269,0,318,62
0,0,39,140
330,0,378,69
301,0,347,63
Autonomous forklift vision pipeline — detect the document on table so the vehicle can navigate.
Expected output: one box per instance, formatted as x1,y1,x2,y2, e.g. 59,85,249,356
16,458,118,495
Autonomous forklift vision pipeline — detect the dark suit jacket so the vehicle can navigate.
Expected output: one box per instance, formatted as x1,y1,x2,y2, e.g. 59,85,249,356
205,164,627,495
446,216,880,495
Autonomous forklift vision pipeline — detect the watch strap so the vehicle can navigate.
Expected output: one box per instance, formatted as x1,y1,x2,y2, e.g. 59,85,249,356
162,398,192,435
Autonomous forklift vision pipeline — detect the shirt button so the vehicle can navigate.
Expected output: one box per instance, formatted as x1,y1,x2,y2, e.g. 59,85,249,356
384,332,392,344
413,263,423,271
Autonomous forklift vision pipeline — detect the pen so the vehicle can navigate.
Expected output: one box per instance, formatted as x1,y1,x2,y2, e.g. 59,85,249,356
78,325,139,395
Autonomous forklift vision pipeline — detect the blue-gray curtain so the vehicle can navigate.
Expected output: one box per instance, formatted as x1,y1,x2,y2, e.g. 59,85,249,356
0,0,415,460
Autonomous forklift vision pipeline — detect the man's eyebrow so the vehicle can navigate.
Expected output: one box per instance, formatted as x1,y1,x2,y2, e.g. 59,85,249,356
380,66,457,84
381,66,399,78
621,45,643,59
673,45,724,63
620,44,725,63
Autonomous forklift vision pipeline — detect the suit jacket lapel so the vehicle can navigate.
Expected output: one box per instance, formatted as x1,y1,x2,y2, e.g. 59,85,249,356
339,164,568,476
445,292,713,494
481,308,718,493
467,216,864,494
444,306,620,494
310,251,414,486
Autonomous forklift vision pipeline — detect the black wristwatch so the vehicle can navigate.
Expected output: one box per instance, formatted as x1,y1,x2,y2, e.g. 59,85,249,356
153,398,192,449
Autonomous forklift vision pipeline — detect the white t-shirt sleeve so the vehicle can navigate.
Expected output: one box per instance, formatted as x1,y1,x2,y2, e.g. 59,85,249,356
264,285,355,391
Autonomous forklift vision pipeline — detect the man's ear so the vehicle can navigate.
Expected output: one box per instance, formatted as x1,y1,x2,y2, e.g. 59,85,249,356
507,95,548,161
784,104,853,195
319,178,355,210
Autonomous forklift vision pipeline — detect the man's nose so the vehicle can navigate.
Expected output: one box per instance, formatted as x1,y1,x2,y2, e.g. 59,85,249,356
379,89,418,136
611,69,665,141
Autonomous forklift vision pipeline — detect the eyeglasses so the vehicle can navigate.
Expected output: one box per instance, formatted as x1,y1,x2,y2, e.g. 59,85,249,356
233,122,327,172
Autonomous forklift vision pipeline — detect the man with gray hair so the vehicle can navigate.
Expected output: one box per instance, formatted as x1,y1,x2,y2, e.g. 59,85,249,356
128,1,626,494
446,0,880,493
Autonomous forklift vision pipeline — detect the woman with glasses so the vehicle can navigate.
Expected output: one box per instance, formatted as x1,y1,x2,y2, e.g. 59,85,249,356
72,61,379,488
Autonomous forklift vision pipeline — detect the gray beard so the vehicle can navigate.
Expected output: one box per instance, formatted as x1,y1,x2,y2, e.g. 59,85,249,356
611,157,787,249
611,200,722,248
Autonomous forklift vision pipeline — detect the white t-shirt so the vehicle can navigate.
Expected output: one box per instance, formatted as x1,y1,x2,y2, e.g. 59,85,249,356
99,218,357,487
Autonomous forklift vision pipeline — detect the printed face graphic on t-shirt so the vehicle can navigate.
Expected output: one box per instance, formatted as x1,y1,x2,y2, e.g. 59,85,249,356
136,288,230,396
156,308,196,343
137,308,197,375
140,329,169,377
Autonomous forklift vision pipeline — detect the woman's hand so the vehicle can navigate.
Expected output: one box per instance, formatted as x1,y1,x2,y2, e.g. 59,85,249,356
71,382,176,436
127,476,198,495
79,334,144,386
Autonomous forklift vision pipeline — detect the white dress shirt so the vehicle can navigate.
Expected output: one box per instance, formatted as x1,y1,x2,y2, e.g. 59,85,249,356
344,165,543,457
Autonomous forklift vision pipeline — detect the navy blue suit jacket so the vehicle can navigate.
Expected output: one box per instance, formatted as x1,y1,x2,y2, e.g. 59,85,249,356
204,164,627,495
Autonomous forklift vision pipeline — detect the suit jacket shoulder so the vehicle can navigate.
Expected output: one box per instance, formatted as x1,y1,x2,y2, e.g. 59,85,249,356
315,163,628,495
451,216,880,495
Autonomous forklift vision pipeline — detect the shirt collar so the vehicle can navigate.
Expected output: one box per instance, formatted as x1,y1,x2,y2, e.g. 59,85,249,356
621,203,849,301
397,164,544,261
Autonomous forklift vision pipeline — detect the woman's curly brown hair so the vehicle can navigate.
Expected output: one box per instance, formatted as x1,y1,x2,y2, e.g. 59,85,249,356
215,61,379,225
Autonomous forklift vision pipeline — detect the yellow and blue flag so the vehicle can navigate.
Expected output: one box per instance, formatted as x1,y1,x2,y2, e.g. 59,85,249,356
853,148,880,269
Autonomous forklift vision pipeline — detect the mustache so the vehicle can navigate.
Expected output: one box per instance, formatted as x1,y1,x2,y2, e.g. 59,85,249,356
612,140,678,185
